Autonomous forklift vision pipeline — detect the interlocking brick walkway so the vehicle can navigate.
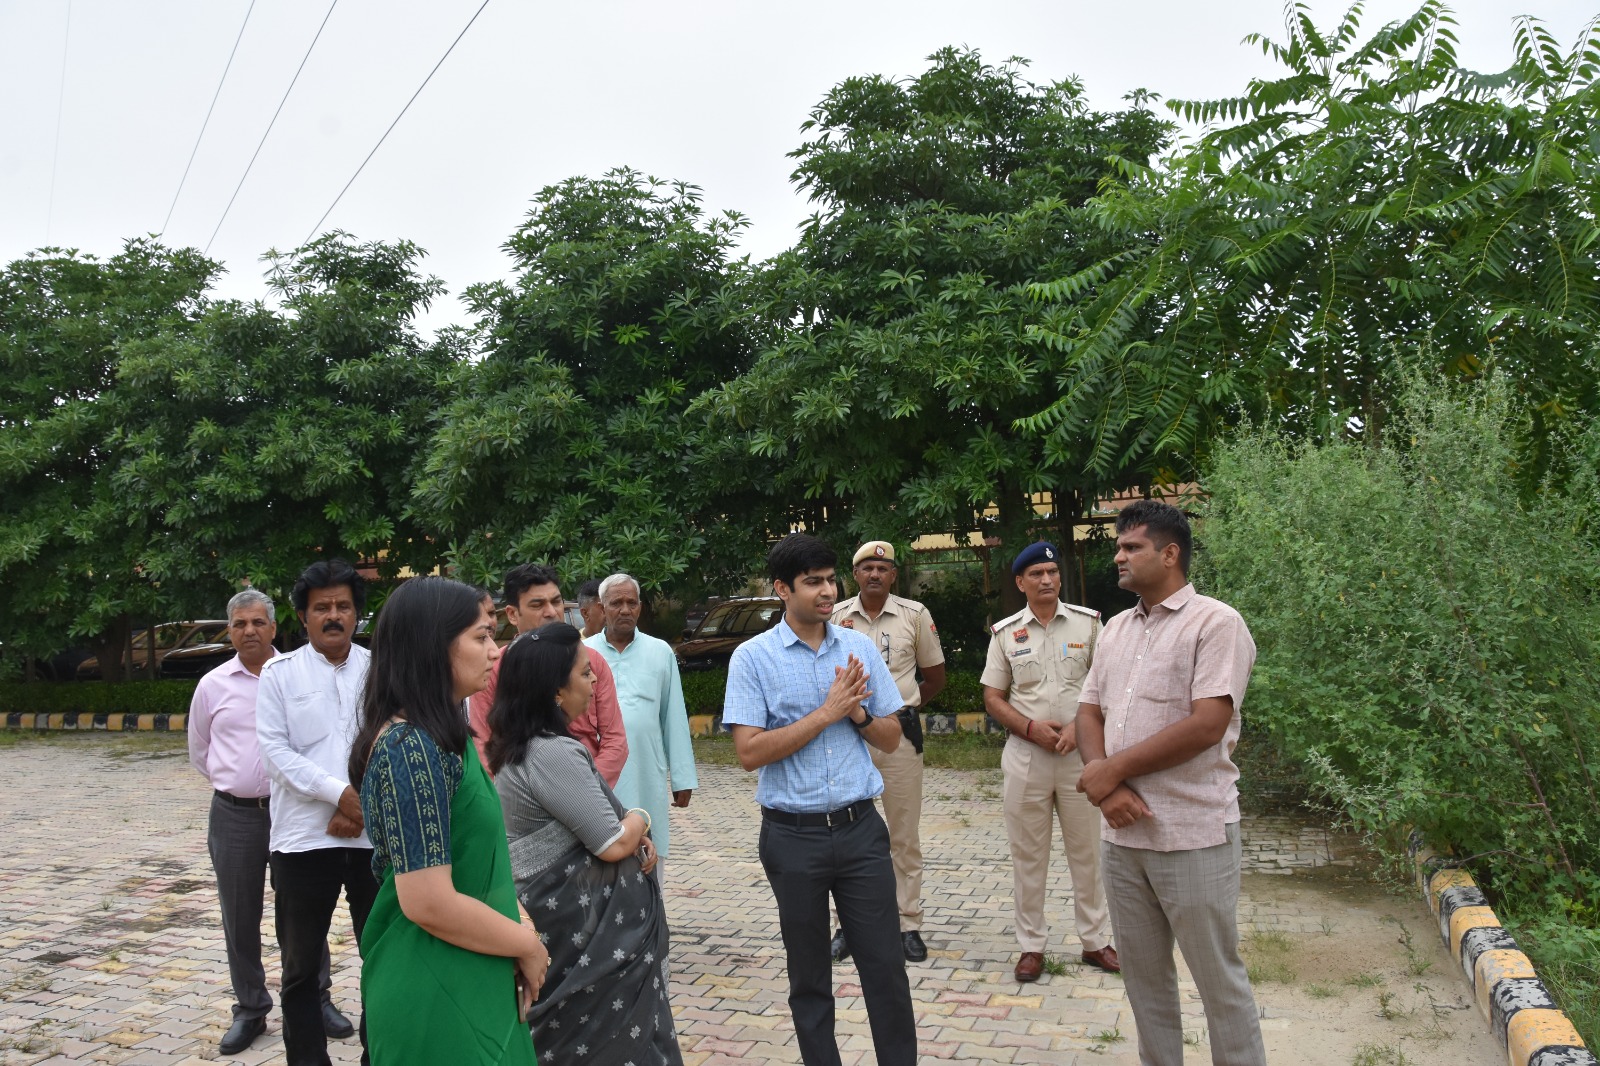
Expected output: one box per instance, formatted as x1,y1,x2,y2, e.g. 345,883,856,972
0,735,1501,1064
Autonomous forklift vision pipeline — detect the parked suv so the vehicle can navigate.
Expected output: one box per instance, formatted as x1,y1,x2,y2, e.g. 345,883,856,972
674,597,782,671
77,620,230,680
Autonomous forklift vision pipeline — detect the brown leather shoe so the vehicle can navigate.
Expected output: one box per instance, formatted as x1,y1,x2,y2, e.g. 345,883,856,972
1081,945,1121,973
1014,951,1045,982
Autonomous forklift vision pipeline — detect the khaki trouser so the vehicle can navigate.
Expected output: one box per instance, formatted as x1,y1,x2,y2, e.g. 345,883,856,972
870,736,924,931
1001,734,1111,953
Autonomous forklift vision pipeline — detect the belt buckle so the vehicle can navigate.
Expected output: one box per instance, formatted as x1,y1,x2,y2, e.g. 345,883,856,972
826,804,854,829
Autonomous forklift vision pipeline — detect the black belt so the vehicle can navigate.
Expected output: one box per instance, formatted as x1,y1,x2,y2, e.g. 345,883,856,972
215,790,270,809
762,798,874,829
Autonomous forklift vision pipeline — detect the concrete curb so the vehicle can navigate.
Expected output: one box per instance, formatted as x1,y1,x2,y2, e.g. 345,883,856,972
686,710,1001,737
1411,836,1595,1066
3,711,188,732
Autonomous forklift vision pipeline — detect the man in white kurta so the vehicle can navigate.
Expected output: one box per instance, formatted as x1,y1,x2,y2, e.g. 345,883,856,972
585,573,698,876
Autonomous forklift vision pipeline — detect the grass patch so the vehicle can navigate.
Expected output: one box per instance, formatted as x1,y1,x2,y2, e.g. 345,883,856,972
1351,1044,1412,1066
923,730,1004,770
1242,929,1295,984
1306,982,1337,999
1502,909,1600,1049
691,734,741,766
1346,972,1383,989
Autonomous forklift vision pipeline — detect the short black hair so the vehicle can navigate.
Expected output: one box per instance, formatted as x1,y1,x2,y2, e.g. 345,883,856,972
485,622,581,775
768,533,837,588
576,579,602,608
1115,500,1192,575
502,564,561,610
291,559,367,615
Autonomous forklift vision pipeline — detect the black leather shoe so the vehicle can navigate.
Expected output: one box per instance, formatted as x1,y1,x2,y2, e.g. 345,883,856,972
322,1001,355,1039
830,928,850,963
902,931,928,962
219,1015,266,1055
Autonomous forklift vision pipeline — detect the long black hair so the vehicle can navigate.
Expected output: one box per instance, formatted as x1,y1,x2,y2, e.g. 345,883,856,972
348,577,483,787
484,622,581,775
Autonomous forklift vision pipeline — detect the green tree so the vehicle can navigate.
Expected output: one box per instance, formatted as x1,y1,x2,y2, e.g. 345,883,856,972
0,239,218,678
1025,2,1600,474
702,47,1172,599
111,233,453,611
412,170,769,597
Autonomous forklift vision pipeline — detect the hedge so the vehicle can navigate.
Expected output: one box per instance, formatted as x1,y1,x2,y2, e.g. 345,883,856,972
0,680,199,717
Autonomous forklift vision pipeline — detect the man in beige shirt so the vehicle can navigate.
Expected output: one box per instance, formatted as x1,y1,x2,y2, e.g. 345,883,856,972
981,541,1118,983
827,541,946,963
1075,500,1266,1066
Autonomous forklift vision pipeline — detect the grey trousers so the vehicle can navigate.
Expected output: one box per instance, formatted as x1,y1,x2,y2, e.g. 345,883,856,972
1101,823,1266,1066
206,794,333,1020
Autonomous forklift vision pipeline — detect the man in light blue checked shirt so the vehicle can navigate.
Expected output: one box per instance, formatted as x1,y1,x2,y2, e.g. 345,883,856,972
724,533,917,1066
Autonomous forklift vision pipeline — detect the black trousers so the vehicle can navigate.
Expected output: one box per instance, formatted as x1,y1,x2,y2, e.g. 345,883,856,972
758,805,917,1066
269,847,378,1066
206,796,335,1021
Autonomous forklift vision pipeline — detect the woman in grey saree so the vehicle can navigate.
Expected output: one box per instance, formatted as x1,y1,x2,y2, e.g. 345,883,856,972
486,624,683,1066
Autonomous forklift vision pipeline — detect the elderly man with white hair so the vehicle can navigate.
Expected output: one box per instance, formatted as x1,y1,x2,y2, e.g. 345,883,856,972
584,572,699,882
187,588,352,1055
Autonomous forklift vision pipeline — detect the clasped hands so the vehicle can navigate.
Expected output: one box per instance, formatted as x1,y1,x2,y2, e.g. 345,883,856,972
327,786,365,838
823,654,873,722
1075,756,1153,830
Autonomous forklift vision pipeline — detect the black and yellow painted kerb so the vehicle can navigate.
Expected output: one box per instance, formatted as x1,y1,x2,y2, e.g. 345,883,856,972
3,711,188,731
1413,837,1596,1066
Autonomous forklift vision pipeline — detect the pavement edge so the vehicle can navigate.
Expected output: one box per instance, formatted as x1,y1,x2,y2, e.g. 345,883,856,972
3,711,187,731
1411,834,1596,1066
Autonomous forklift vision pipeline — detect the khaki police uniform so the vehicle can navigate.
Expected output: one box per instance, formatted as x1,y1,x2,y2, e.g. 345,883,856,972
980,600,1112,955
832,592,944,932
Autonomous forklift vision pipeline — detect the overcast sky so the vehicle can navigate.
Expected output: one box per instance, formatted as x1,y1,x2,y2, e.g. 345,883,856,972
2,0,1592,335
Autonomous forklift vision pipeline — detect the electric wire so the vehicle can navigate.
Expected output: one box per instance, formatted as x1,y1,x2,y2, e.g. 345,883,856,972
302,0,492,245
160,0,256,238
45,0,73,245
205,0,339,254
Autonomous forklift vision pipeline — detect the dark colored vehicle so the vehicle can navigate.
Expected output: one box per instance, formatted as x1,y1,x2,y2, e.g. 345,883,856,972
674,597,782,671
77,620,230,680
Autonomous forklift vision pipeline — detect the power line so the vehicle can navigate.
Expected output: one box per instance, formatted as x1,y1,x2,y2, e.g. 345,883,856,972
161,0,256,238
45,0,73,245
205,0,339,255
303,0,492,245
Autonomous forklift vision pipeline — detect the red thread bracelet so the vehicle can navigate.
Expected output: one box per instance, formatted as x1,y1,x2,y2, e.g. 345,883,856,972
1025,720,1034,740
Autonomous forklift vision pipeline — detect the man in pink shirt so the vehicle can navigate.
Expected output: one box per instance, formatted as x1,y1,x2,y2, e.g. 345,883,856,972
188,589,351,1055
1075,500,1266,1066
469,563,628,785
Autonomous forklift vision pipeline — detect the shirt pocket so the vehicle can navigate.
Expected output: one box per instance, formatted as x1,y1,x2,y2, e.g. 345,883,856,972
285,692,332,747
1058,649,1091,683
1011,658,1045,690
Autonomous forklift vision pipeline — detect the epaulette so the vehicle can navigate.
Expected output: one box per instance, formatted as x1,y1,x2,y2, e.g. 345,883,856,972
990,608,1028,633
1064,603,1101,619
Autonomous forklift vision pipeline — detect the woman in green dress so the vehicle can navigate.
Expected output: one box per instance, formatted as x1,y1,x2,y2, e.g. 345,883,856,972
348,577,550,1065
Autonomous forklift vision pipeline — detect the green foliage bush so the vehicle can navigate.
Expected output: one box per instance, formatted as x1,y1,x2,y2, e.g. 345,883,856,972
927,669,984,716
0,680,198,717
1199,371,1600,912
915,568,998,671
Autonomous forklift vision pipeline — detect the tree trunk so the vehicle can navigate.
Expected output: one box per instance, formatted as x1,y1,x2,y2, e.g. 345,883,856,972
996,480,1027,616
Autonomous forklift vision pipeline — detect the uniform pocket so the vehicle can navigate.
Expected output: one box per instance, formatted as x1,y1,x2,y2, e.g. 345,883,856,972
1011,659,1045,689
1058,651,1090,683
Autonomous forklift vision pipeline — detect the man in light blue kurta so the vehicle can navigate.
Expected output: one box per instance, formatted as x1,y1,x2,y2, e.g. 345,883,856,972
585,573,699,871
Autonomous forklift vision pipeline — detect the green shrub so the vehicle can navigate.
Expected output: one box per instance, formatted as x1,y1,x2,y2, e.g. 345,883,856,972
0,680,198,716
927,668,984,715
679,668,728,716
1199,370,1600,912
915,569,998,671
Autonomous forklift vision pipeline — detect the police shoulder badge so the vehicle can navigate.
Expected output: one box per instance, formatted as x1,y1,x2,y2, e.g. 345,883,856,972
1012,628,1029,644
840,618,853,628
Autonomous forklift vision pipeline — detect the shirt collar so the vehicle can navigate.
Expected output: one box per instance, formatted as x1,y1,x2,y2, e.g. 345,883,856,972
223,649,277,677
777,615,840,650
837,594,899,621
1025,599,1070,627
1135,582,1197,618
